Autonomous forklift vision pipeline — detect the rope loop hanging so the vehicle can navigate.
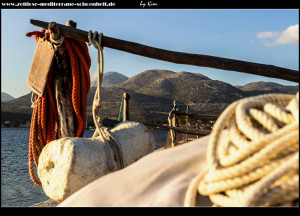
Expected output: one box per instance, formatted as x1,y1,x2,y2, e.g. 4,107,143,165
88,30,125,171
88,30,104,133
184,92,299,207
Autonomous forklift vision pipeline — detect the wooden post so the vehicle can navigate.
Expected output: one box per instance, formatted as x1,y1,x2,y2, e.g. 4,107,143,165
172,112,177,148
143,123,211,136
185,105,189,142
123,93,130,121
167,100,179,148
30,19,299,83
48,21,76,138
147,110,219,118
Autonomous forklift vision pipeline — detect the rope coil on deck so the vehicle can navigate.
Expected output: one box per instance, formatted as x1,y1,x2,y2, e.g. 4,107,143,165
184,92,299,207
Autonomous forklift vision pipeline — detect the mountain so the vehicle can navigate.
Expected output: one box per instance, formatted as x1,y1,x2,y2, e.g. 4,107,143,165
91,71,129,87
115,69,176,91
117,70,247,116
1,94,32,114
235,81,299,96
2,70,299,126
1,92,15,102
135,71,244,103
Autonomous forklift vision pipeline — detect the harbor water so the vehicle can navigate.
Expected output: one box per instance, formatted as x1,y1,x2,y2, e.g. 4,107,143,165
1,127,167,207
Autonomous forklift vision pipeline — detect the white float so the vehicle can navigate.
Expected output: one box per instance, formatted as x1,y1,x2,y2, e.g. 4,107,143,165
37,121,156,202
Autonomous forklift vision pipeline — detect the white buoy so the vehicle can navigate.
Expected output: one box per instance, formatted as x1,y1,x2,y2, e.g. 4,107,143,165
37,121,156,202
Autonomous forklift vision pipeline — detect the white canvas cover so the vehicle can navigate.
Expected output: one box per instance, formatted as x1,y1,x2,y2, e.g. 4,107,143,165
59,135,212,207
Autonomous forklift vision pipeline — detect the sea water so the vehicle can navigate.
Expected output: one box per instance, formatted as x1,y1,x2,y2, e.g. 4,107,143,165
1,128,167,207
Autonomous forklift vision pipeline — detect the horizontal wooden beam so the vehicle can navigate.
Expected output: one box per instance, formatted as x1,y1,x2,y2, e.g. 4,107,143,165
147,110,218,118
177,113,218,118
144,123,211,136
98,117,211,135
30,19,299,82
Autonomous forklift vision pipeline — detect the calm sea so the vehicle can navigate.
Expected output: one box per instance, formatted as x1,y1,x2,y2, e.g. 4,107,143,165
1,128,167,207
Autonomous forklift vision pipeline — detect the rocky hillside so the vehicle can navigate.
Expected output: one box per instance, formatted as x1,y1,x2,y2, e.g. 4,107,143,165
2,69,298,125
115,69,176,91
136,71,246,104
1,92,32,114
91,71,129,87
1,92,15,102
235,81,299,96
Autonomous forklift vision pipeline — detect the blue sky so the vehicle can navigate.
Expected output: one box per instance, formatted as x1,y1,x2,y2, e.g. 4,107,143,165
1,9,299,98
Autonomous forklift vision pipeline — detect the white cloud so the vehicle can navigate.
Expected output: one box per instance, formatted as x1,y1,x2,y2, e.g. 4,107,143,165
257,31,279,39
275,24,299,45
257,24,299,46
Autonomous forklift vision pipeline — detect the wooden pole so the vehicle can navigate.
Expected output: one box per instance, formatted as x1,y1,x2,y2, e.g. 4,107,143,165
49,21,75,138
123,93,130,121
185,105,189,142
30,19,299,83
167,101,179,148
147,110,219,118
144,123,211,136
96,117,211,136
172,111,177,147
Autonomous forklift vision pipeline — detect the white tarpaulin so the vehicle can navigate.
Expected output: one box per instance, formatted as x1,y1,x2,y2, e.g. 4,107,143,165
59,135,212,207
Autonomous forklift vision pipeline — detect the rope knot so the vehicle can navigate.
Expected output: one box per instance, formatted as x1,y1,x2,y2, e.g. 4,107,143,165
93,100,101,109
50,34,64,46
26,29,49,42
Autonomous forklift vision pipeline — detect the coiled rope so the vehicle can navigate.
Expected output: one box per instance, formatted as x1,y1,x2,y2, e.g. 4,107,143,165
184,92,299,207
26,28,91,185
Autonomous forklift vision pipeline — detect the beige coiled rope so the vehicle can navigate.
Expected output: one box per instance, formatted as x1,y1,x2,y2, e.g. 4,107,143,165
185,92,299,207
